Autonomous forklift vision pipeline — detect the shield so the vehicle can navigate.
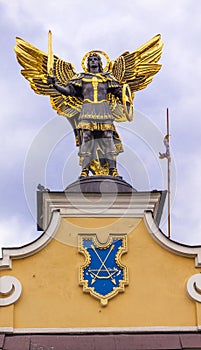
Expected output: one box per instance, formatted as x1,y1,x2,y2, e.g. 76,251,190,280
122,83,134,121
78,234,128,306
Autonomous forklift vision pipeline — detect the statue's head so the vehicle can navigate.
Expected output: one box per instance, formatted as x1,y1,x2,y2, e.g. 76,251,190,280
87,52,103,72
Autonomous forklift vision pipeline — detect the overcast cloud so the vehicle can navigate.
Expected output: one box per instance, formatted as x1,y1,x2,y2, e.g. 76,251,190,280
0,0,201,249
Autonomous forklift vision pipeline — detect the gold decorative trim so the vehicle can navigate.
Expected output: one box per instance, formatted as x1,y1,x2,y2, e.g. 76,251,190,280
122,84,134,121
77,122,115,131
83,99,108,104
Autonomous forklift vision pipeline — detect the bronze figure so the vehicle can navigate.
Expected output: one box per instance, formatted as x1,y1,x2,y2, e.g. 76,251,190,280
14,33,163,178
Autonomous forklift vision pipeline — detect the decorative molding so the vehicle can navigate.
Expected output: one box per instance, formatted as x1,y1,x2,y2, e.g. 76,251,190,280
1,196,201,272
144,211,201,267
0,210,60,269
41,191,164,230
187,273,201,302
0,193,165,271
1,326,199,334
0,276,22,306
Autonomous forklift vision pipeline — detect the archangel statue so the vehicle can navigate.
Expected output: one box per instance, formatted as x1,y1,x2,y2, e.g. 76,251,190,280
15,33,163,178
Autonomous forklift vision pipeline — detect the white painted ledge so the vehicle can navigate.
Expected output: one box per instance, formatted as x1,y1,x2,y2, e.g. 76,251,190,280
144,211,201,267
1,326,200,334
0,210,60,269
42,191,163,230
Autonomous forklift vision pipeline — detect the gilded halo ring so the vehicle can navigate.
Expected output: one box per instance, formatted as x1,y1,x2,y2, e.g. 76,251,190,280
81,50,110,73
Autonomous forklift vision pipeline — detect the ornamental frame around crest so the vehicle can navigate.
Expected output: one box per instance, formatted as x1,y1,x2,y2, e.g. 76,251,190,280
78,233,128,306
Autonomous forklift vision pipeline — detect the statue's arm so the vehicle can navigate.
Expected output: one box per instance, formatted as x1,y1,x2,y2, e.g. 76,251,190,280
47,76,76,96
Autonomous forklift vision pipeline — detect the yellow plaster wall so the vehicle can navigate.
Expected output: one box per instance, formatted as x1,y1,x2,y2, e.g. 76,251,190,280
0,305,14,329
0,217,199,329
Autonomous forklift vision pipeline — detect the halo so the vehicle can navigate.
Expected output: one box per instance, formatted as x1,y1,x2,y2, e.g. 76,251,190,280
81,50,110,73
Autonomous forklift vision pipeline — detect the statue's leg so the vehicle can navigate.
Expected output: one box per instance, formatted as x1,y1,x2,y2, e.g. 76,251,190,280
79,129,93,178
102,130,120,177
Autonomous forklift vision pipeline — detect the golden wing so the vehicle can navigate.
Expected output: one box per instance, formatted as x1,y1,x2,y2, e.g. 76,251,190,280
14,37,83,119
112,34,163,93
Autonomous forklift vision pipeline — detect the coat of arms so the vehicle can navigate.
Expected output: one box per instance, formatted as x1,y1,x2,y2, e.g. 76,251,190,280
78,234,128,305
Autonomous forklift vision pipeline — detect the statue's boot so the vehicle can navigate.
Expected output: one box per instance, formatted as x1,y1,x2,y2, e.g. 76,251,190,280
79,167,89,178
109,167,120,177
79,154,91,179
107,158,120,177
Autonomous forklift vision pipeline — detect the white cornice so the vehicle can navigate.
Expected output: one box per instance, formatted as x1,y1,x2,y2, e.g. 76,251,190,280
0,192,164,270
42,191,164,230
1,196,201,271
144,211,201,267
0,210,60,269
1,326,200,334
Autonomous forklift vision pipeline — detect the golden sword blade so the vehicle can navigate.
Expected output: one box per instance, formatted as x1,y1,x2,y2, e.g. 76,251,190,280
47,30,53,75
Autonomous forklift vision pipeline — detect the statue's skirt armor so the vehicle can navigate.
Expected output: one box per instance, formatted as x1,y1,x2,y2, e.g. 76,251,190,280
77,102,115,131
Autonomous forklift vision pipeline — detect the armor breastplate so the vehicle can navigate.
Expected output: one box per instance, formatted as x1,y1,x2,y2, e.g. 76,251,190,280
82,74,108,103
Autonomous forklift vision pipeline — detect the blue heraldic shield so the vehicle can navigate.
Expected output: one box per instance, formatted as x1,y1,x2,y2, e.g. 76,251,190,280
78,234,128,305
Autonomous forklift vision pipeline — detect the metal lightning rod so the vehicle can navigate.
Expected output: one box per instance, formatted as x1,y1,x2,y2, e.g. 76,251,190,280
167,108,171,238
159,108,171,238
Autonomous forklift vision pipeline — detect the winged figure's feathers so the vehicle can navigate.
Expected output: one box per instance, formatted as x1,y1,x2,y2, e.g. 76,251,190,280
14,37,82,118
112,56,125,82
15,35,163,120
55,58,75,84
112,34,163,92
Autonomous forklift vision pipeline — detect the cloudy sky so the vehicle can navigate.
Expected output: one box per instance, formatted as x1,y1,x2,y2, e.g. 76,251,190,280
0,0,201,249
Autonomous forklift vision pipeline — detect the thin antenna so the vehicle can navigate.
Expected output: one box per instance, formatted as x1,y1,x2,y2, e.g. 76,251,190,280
159,108,171,238
167,108,171,238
